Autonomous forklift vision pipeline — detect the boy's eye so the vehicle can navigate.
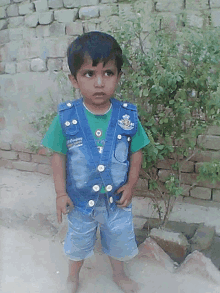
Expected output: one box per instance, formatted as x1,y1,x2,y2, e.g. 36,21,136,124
85,71,94,78
105,70,114,76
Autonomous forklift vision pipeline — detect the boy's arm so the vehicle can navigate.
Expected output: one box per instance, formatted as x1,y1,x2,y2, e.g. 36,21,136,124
116,149,143,208
51,152,73,223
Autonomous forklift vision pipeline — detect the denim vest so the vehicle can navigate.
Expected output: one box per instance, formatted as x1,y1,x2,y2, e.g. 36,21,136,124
58,97,138,215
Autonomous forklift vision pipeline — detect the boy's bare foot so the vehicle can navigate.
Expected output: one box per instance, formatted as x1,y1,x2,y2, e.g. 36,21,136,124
113,273,140,293
66,275,79,293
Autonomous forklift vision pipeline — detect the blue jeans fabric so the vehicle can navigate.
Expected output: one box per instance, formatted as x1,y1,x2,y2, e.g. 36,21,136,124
63,193,138,261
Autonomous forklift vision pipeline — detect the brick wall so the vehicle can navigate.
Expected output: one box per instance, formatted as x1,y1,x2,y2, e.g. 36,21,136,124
1,0,220,203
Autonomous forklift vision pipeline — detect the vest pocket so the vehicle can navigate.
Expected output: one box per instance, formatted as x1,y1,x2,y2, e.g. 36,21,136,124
114,137,129,163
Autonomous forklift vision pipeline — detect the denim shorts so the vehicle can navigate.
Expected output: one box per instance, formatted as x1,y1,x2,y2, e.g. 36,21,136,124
63,194,138,261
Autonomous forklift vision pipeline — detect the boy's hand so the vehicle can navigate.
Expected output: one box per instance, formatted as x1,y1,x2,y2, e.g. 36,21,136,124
116,184,134,208
56,194,73,224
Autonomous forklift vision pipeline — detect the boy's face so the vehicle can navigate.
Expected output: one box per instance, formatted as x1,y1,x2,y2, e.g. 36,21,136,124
69,57,122,109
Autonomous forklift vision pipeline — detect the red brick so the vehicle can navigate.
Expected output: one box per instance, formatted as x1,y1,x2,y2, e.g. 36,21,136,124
0,159,13,169
0,116,5,129
38,163,52,175
18,152,31,162
0,150,18,160
0,141,11,150
11,142,35,153
137,237,175,272
31,154,52,165
12,161,38,172
177,250,220,285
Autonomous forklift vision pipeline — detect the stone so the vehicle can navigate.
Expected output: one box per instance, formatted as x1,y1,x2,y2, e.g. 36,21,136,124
101,0,117,3
143,218,199,240
190,186,212,200
18,2,34,15
0,62,5,74
0,6,6,19
192,150,220,163
47,58,63,71
31,154,51,164
5,62,16,74
207,125,220,136
134,228,148,246
156,0,183,11
34,0,49,12
25,13,39,27
133,217,149,229
6,4,19,17
137,237,175,272
0,150,18,160
8,16,24,28
0,141,11,150
8,28,23,41
64,0,99,6
210,0,220,8
0,19,8,30
213,189,220,202
18,152,31,162
12,161,38,172
198,135,220,150
150,228,190,263
26,213,58,237
46,37,69,58
190,224,215,251
38,163,53,175
176,250,220,285
157,159,194,172
202,236,220,270
0,29,9,44
0,0,10,6
211,10,220,27
39,11,53,25
186,0,209,10
185,11,204,28
66,21,83,35
49,22,65,37
36,25,50,38
54,9,78,23
31,58,47,72
99,4,119,17
48,0,63,9
79,6,99,19
22,27,36,39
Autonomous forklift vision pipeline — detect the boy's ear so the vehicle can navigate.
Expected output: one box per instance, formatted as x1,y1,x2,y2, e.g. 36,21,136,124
68,74,79,89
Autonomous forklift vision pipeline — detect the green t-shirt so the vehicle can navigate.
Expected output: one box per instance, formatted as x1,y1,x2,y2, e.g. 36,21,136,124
42,108,150,155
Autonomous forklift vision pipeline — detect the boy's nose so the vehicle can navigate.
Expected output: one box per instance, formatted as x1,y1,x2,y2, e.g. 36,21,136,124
95,76,104,87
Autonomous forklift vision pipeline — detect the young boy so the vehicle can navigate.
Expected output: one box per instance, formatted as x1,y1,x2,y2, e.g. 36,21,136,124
42,31,150,293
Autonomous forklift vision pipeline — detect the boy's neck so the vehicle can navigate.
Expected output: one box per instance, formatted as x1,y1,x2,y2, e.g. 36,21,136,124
83,99,112,115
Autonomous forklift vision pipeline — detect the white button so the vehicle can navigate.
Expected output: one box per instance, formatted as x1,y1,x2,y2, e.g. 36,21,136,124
117,135,122,139
67,102,72,107
109,197,113,203
72,119,77,124
92,185,100,192
65,121,70,126
88,200,95,207
123,103,128,107
97,165,105,172
106,185,112,192
127,137,131,141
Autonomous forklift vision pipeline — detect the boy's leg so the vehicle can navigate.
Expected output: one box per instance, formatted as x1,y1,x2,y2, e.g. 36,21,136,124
108,256,140,293
67,260,84,293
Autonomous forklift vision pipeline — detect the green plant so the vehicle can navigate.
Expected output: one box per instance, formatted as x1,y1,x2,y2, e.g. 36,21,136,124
108,2,220,226
27,72,75,153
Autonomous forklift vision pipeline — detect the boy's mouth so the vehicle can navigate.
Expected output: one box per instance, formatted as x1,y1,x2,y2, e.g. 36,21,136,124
93,92,105,96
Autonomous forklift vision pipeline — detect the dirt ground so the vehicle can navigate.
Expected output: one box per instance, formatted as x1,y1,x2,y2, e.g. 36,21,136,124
1,167,220,293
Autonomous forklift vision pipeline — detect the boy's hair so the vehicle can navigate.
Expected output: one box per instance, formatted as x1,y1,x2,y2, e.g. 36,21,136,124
67,31,123,78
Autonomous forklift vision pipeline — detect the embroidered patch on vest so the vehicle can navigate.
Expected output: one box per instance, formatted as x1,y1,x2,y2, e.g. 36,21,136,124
118,114,134,130
67,138,83,149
